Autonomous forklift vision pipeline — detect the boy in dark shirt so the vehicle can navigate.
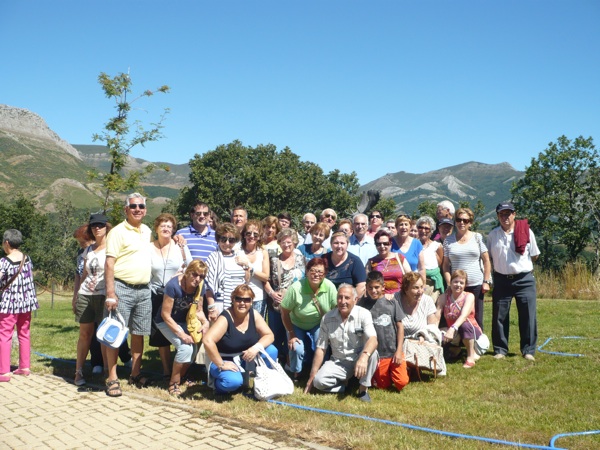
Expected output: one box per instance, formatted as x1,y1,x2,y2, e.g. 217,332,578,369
358,271,408,391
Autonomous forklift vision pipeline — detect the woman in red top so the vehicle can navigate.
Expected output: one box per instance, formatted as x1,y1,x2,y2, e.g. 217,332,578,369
366,230,411,299
436,269,482,369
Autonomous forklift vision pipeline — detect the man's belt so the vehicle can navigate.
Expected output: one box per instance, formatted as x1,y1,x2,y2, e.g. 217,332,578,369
493,271,532,280
115,278,149,289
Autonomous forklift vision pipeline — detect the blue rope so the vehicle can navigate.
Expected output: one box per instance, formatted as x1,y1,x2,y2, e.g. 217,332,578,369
537,336,588,357
549,430,600,447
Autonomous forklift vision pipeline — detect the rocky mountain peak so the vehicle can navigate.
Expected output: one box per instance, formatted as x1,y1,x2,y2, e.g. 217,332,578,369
0,104,81,159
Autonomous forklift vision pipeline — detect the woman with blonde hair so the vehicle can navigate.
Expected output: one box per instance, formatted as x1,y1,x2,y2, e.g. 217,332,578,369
261,216,282,252
156,260,209,396
392,214,423,272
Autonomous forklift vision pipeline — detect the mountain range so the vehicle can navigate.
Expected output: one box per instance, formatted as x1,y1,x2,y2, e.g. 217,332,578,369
0,104,523,225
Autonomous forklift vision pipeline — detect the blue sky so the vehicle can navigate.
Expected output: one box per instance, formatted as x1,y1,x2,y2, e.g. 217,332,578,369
1,1,599,184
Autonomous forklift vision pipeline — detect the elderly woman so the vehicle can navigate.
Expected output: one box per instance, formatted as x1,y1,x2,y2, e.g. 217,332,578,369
416,215,444,301
281,258,337,381
203,284,277,395
156,260,209,396
323,231,367,298
442,208,491,330
337,218,353,238
436,270,483,368
150,213,193,380
298,222,331,262
73,214,112,386
205,223,251,321
391,214,424,272
367,210,384,238
0,229,39,382
261,216,282,253
264,229,306,363
367,230,411,299
396,272,438,339
236,220,270,317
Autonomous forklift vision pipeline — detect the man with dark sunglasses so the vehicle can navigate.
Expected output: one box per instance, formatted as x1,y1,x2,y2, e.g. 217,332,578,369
103,193,153,397
175,201,218,262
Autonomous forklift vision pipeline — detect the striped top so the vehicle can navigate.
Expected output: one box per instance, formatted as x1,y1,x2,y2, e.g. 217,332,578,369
175,225,218,262
205,250,246,309
443,232,488,287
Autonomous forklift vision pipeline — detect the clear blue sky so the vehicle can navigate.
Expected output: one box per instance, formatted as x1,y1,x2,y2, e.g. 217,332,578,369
2,1,599,184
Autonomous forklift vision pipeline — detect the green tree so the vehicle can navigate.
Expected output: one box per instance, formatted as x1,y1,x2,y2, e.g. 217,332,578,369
511,135,598,269
415,200,437,220
177,140,360,223
370,197,397,222
90,71,170,223
459,199,485,231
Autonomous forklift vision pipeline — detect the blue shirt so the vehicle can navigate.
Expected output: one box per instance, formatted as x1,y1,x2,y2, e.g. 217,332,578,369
348,234,377,266
175,225,218,262
391,237,423,271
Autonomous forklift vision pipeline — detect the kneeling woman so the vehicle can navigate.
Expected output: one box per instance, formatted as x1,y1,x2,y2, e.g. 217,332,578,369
436,269,483,368
203,284,277,394
156,260,209,396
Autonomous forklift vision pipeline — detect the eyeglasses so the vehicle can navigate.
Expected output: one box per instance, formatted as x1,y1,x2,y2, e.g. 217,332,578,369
192,211,210,217
417,226,431,231
128,203,146,210
455,218,471,224
308,269,325,276
323,213,336,220
375,241,390,247
245,232,259,238
219,237,237,244
234,297,252,303
369,214,381,219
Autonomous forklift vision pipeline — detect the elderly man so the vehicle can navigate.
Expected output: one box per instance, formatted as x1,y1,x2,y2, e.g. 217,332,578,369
305,284,378,402
487,202,540,361
432,200,455,242
175,201,218,261
297,212,317,246
104,193,153,397
366,210,384,238
303,208,336,247
348,213,377,266
385,220,397,237
231,206,248,233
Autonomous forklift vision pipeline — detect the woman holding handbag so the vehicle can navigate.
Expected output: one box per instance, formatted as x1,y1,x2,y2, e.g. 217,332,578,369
280,258,337,382
367,230,412,299
156,260,209,397
203,284,277,395
149,213,192,380
0,229,39,382
442,208,492,330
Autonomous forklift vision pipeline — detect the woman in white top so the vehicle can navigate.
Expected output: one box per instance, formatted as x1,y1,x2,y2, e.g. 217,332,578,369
73,214,112,386
149,213,192,379
416,215,444,301
236,220,270,318
395,272,438,339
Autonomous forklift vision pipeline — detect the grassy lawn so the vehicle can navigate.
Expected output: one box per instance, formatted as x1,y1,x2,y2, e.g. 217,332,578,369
24,293,600,450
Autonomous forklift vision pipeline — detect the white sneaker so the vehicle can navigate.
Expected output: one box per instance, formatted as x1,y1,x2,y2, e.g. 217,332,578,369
92,365,103,375
523,354,535,361
493,353,506,360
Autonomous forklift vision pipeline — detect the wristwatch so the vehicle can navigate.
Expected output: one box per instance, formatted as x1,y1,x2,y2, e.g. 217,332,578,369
484,279,493,286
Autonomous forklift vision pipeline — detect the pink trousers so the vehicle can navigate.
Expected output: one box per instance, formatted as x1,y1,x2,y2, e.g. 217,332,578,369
0,312,31,373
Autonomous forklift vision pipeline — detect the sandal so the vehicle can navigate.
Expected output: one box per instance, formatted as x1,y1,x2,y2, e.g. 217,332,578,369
74,369,86,386
106,379,122,397
13,368,30,376
168,382,182,397
129,373,152,388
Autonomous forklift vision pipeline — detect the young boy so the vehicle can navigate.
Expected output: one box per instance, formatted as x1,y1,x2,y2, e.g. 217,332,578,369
358,271,408,391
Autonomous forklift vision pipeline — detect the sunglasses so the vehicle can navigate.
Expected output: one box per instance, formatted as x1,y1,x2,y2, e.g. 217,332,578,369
219,237,238,244
375,241,390,247
234,296,252,303
455,218,471,224
193,211,210,217
369,214,382,219
245,232,259,237
90,223,106,228
128,203,146,210
324,213,336,220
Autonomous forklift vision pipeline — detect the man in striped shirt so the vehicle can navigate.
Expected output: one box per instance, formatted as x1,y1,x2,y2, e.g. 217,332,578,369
176,201,218,262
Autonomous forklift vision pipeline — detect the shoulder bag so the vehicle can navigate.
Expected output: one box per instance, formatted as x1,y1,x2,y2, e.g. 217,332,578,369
253,348,294,401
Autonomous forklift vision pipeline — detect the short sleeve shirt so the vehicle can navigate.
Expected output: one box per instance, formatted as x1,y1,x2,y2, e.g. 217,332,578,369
323,252,367,288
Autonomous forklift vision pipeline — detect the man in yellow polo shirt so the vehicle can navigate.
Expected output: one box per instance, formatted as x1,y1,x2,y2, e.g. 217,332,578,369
103,193,152,397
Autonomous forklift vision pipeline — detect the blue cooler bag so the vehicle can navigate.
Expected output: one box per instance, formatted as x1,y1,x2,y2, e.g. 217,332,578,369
97,310,129,348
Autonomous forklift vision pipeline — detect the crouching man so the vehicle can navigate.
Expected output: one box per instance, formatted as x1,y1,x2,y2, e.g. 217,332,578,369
304,284,378,402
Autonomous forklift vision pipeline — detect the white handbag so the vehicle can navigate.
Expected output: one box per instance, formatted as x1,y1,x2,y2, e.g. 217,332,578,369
96,310,129,349
253,349,294,401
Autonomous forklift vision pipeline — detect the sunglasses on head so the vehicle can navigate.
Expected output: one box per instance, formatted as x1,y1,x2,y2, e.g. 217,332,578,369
219,236,237,244
128,203,146,210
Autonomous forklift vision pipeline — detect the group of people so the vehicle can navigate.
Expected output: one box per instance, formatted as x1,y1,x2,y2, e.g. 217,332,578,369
0,196,540,405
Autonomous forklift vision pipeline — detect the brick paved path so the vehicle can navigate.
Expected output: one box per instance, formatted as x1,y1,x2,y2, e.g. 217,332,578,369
0,374,330,450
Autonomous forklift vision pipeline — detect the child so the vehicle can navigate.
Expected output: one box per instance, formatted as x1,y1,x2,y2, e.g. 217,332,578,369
358,271,408,391
437,269,482,368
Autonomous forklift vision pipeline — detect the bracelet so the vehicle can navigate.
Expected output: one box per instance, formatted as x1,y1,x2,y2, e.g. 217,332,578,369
451,325,458,331
363,351,371,357
105,298,117,304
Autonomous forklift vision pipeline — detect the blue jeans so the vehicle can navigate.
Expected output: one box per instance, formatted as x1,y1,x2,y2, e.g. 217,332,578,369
209,344,278,394
267,305,288,365
288,323,320,374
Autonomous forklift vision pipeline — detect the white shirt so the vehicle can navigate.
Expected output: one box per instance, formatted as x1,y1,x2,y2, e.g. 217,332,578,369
487,227,540,275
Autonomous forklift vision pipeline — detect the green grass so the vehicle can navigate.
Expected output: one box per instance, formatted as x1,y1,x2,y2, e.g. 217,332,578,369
24,294,600,450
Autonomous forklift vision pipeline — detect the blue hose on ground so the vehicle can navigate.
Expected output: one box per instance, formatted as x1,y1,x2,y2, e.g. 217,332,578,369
537,336,587,357
549,430,600,447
